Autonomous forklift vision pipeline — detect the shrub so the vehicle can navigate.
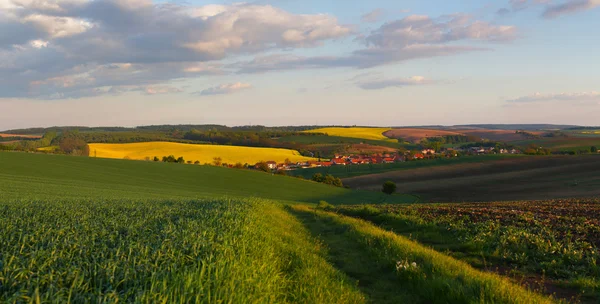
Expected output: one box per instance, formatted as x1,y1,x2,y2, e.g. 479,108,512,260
312,173,324,183
382,181,397,195
255,162,270,172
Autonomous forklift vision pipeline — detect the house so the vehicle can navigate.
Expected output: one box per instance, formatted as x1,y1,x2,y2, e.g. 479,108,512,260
331,158,347,165
383,157,395,163
422,149,436,155
413,153,425,159
265,161,277,170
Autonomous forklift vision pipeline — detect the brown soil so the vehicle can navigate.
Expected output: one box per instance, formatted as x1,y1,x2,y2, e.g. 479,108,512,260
345,144,398,154
454,129,544,142
343,156,600,202
0,133,42,139
384,128,464,142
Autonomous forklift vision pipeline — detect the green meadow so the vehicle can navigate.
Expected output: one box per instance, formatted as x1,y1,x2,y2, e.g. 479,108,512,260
0,151,559,303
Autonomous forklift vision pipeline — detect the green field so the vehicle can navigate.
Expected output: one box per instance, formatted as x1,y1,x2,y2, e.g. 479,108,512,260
0,152,408,204
0,152,560,302
291,154,525,179
278,134,413,149
329,201,600,302
513,138,600,153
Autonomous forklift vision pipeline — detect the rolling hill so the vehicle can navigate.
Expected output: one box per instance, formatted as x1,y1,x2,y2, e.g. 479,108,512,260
0,151,406,204
88,142,316,165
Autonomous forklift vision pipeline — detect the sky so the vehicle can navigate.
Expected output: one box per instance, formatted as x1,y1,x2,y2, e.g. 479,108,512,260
0,0,599,130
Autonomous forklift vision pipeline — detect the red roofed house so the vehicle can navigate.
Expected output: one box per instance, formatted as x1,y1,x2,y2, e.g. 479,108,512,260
331,158,347,165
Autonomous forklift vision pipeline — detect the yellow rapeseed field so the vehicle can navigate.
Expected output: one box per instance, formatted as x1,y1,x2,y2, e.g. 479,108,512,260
88,142,317,164
304,127,397,142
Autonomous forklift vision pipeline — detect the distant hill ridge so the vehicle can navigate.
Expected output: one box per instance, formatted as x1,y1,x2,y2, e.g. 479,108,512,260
3,124,589,135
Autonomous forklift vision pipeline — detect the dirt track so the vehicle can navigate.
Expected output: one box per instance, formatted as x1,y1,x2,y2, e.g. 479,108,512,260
343,156,600,202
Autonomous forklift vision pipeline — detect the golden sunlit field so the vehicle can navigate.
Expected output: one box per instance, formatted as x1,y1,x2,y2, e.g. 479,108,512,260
304,127,397,142
88,142,317,164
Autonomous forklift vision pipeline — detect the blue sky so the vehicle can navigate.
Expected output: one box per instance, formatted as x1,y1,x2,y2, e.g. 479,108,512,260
0,0,599,129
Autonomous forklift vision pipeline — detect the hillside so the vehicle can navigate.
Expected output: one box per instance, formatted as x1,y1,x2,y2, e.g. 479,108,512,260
384,128,464,142
303,127,397,142
89,142,316,165
0,151,563,302
0,151,406,204
343,155,600,202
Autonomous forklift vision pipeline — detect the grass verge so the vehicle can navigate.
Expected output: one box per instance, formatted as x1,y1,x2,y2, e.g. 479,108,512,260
289,204,556,304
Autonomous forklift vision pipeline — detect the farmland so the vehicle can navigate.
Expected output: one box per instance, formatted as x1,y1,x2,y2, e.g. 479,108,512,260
512,138,600,153
0,151,558,302
0,133,42,139
0,198,368,303
291,154,523,179
303,127,398,142
329,200,600,302
343,155,600,202
384,128,464,142
0,152,410,204
89,142,316,164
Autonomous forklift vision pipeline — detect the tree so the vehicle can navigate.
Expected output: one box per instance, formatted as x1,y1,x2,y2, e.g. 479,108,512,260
213,157,222,166
255,162,270,172
382,181,397,195
592,146,598,153
153,156,160,162
194,160,200,165
176,156,185,164
312,173,325,183
58,136,89,155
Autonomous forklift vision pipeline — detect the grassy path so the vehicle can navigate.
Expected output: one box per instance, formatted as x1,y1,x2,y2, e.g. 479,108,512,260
288,205,556,304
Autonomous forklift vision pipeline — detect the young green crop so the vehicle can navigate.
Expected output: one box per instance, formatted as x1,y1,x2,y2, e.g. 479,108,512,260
0,198,364,303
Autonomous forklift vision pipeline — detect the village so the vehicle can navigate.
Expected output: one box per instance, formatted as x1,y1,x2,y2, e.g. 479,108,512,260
258,146,522,171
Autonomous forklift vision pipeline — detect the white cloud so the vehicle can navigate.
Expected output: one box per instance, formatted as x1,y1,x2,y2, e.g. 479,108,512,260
507,91,600,102
543,0,600,18
197,82,252,96
0,0,351,99
365,14,517,48
233,14,514,73
355,76,435,90
22,14,93,38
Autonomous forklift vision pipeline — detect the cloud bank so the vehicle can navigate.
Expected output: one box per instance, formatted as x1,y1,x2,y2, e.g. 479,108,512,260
234,14,516,73
0,0,350,99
